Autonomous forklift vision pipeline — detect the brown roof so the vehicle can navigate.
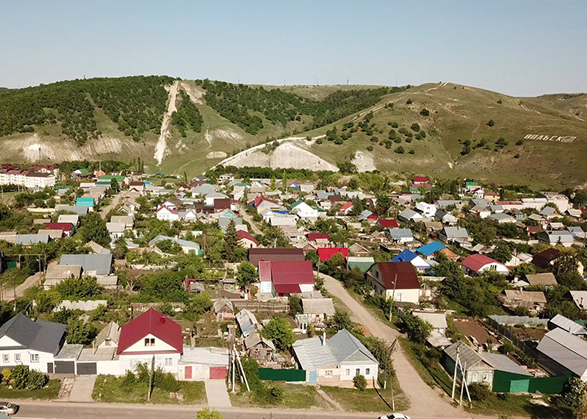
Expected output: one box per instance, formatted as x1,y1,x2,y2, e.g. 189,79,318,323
214,198,231,210
526,272,557,287
374,262,420,290
248,248,305,267
532,248,561,269
454,320,491,346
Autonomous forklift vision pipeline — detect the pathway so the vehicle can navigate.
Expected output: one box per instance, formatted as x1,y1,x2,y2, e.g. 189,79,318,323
68,375,96,402
1,271,42,302
316,388,343,411
204,379,232,408
317,272,466,418
239,204,263,235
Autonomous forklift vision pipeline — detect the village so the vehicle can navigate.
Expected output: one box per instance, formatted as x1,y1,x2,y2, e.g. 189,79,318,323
0,162,586,417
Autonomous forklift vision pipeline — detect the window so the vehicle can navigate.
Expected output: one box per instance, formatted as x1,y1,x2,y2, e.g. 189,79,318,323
470,373,478,382
14,354,20,363
144,338,155,347
356,368,360,376
2,355,8,363
346,369,350,376
30,354,39,363
366,368,370,375
482,373,489,382
325,370,332,377
165,358,173,367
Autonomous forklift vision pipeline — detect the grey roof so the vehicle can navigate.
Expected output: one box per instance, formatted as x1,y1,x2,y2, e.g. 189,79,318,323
213,298,234,313
488,315,548,327
358,210,373,221
219,217,243,231
292,329,378,370
181,346,230,366
0,314,66,355
412,311,447,330
435,200,459,209
541,231,574,244
537,328,587,377
236,309,258,337
302,298,335,316
471,198,490,207
55,205,89,216
16,234,50,245
399,208,421,220
94,321,121,349
317,192,334,200
490,205,504,212
148,235,200,250
57,214,79,225
442,226,469,239
60,254,113,275
45,264,82,280
488,213,515,222
244,332,275,351
443,341,483,368
481,352,531,376
550,314,587,335
192,184,216,195
540,206,556,216
389,228,413,240
55,343,83,360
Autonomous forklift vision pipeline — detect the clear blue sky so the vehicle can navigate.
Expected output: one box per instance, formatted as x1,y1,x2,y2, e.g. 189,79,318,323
1,0,585,96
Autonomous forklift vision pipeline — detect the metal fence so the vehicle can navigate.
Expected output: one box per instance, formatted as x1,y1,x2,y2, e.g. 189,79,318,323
259,368,306,382
485,317,539,358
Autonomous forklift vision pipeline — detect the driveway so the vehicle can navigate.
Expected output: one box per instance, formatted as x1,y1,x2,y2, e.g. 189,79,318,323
68,375,96,402
205,379,232,408
317,272,466,418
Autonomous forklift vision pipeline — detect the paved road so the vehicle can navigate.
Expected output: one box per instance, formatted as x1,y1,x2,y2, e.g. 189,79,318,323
317,272,467,418
12,400,493,419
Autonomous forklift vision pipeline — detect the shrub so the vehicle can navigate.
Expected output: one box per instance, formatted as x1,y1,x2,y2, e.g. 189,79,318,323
366,145,374,152
406,99,413,105
408,149,415,155
468,382,491,401
391,122,399,128
12,365,29,390
395,146,405,154
487,119,495,127
1,368,11,385
26,369,48,390
197,409,222,419
159,372,181,392
410,123,420,132
420,108,430,116
353,374,367,391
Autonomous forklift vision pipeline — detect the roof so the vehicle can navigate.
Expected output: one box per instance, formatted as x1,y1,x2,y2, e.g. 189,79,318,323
148,235,200,250
444,341,484,368
292,329,378,370
537,328,587,377
244,332,275,351
570,292,587,312
213,298,234,313
181,346,230,366
481,352,531,376
378,219,399,228
0,313,66,355
60,254,113,275
236,309,258,337
307,233,330,242
532,248,561,268
249,248,304,267
270,261,315,290
438,247,458,259
416,241,446,256
526,272,557,287
317,248,349,262
16,234,49,245
117,308,182,355
550,314,587,335
391,249,419,263
442,226,469,239
461,254,502,272
372,262,421,290
45,264,82,280
95,321,121,348
389,228,413,240
236,230,258,245
503,290,547,304
399,209,421,220
412,311,447,329
302,298,335,316
347,256,375,273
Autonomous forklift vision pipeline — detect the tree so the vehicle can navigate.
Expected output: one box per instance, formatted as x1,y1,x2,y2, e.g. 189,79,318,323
222,220,239,262
261,316,295,351
562,378,587,409
403,313,433,343
289,296,302,316
491,244,512,264
468,382,491,401
236,262,258,291
353,373,367,391
420,108,430,117
79,212,110,247
66,319,98,345
197,408,222,419
111,178,120,193
328,309,353,332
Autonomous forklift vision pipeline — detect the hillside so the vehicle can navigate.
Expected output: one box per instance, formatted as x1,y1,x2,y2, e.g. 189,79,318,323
0,77,586,188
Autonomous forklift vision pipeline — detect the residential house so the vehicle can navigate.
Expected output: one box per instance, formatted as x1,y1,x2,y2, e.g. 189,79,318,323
415,241,446,260
391,249,431,272
269,216,297,229
307,233,331,248
435,211,458,225
569,226,586,240
301,298,335,327
378,219,399,229
15,234,50,247
57,214,80,227
55,205,89,217
347,256,375,273
537,193,569,213
236,230,258,248
244,333,275,362
117,308,183,375
106,223,125,241
440,227,470,244
338,202,353,215
500,290,547,312
537,327,587,380
317,248,349,262
110,216,134,230
205,192,228,207
570,291,587,311
461,254,508,276
258,260,315,298
398,209,424,223
526,273,557,288
156,205,180,222
538,231,574,247
0,313,66,373
416,202,437,218
438,247,459,261
76,197,95,210
44,265,82,289
411,310,451,348
291,201,319,221
59,254,115,288
236,309,259,338
488,213,516,224
292,329,379,386
549,314,587,336
532,248,561,269
249,248,304,267
148,235,202,255
366,262,422,303
348,243,370,256
389,228,414,244
213,298,235,322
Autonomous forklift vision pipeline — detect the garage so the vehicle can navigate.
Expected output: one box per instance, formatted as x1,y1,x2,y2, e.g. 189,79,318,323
210,366,227,380
77,362,97,375
55,361,75,374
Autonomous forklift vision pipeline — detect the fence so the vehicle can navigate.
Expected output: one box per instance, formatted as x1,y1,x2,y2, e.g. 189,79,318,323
233,300,289,313
259,368,306,382
485,317,539,359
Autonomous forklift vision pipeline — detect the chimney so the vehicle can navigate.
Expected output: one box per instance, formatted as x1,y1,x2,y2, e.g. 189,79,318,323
322,331,326,346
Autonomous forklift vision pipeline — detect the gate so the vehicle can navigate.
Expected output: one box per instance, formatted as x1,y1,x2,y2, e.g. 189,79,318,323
55,361,75,374
77,363,97,375
509,379,530,393
309,370,317,384
185,366,192,379
210,366,227,379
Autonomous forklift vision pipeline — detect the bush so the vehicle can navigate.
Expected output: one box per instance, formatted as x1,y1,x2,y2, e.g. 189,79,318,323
420,108,430,117
353,374,367,391
487,119,495,127
410,123,420,132
197,408,222,419
468,382,491,401
12,365,29,390
11,365,48,390
394,146,405,154
1,369,11,385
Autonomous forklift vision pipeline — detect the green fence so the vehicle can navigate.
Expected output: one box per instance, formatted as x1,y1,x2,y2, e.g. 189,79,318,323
258,368,306,382
493,370,569,394
528,376,569,394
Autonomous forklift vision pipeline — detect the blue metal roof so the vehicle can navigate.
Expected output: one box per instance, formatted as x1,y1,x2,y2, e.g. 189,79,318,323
391,249,418,263
416,241,446,256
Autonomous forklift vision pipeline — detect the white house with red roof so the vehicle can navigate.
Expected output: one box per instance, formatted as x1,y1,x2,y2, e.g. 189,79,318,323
156,205,180,222
258,261,315,298
237,230,258,248
461,254,509,276
117,308,183,374
338,202,353,215
307,233,331,248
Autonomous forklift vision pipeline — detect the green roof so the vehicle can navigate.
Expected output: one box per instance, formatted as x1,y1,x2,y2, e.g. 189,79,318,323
77,168,89,174
466,181,479,186
348,260,375,273
290,199,304,209
54,185,71,190
99,175,126,182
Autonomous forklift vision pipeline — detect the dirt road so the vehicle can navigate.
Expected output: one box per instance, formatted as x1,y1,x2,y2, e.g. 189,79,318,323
2,271,43,302
318,272,467,418
239,204,263,235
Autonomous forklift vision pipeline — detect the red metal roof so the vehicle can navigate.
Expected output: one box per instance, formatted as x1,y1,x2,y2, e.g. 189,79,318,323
251,196,278,208
237,230,258,245
307,233,330,242
414,176,428,183
249,248,304,267
339,202,353,211
44,222,73,232
378,219,399,228
259,260,272,282
375,262,420,290
270,261,315,285
318,248,349,262
461,254,500,272
117,308,183,355
273,283,302,294
156,205,179,214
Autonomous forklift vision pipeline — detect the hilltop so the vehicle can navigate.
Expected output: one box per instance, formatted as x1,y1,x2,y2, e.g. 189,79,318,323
0,76,585,189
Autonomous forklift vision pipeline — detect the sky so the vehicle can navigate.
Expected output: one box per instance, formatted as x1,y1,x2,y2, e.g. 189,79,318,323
0,0,585,96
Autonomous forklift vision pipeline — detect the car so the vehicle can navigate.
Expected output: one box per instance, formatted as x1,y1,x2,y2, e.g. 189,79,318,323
378,414,411,419
0,402,18,415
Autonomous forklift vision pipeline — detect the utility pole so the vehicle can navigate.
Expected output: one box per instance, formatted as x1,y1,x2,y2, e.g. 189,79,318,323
389,274,397,321
451,347,459,400
147,354,155,401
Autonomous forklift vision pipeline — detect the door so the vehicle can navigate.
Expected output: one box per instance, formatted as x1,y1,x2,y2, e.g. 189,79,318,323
77,363,97,375
185,366,192,379
309,370,317,384
54,361,75,374
210,366,227,379
47,363,54,374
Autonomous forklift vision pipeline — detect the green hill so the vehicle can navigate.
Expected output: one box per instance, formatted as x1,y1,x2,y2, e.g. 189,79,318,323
0,77,585,189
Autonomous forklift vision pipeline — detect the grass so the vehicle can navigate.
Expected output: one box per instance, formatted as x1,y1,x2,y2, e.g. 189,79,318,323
0,379,61,399
92,375,206,405
321,377,409,413
229,383,329,410
399,337,453,394
467,393,573,418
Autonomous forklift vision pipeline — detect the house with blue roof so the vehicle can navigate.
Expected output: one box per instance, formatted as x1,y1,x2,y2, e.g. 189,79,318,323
391,249,431,272
76,197,94,209
416,241,446,260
